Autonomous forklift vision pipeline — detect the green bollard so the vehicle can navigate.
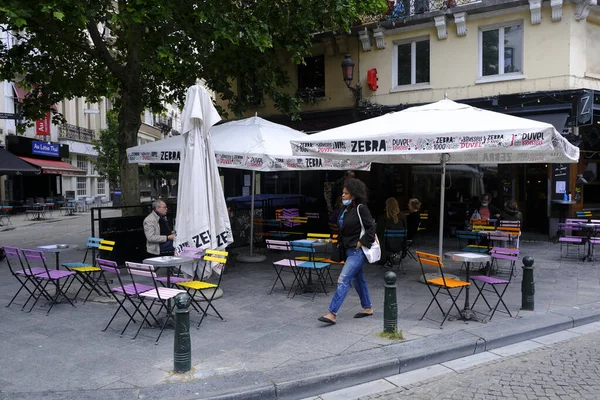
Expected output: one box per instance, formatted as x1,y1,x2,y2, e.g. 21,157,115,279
383,271,398,333
173,293,192,373
521,256,535,311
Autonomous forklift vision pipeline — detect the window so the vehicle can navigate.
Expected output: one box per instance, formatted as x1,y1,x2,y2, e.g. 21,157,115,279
480,23,523,77
77,155,88,174
393,37,430,88
297,55,325,99
76,177,87,196
97,179,106,195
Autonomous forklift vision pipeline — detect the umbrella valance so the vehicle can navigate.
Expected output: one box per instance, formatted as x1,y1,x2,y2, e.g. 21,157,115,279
127,116,370,171
290,99,579,164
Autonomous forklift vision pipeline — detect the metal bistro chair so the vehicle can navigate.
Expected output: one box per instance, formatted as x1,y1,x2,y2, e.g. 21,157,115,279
417,251,469,328
383,229,407,273
266,239,303,296
176,250,229,329
4,246,48,309
126,261,186,343
470,247,519,321
21,249,77,314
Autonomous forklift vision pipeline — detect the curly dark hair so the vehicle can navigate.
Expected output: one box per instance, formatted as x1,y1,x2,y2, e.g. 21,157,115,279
343,178,368,205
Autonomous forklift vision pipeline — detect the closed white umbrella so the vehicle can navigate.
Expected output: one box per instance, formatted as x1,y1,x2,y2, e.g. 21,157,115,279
291,99,580,255
173,83,233,278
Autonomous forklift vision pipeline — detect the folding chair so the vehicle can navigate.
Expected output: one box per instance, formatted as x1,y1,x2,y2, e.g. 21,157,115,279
456,230,488,253
22,249,77,314
470,247,519,321
96,258,158,337
266,239,303,296
417,251,469,328
383,229,407,273
176,250,228,329
65,239,115,302
497,224,521,248
126,261,186,343
290,242,332,300
558,223,585,258
3,246,48,308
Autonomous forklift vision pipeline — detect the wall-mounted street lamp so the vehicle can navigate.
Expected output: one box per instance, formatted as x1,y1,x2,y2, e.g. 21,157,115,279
341,54,363,115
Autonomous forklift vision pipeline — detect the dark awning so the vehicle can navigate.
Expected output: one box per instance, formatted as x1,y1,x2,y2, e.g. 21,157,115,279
523,113,569,134
0,148,40,175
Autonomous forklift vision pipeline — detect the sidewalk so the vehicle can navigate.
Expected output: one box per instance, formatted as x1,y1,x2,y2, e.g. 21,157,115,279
1,222,599,400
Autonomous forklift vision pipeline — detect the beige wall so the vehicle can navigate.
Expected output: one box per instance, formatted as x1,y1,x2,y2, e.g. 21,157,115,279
232,4,600,119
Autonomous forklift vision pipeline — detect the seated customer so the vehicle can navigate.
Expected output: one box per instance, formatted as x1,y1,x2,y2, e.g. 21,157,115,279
377,197,407,265
143,199,176,258
406,198,422,241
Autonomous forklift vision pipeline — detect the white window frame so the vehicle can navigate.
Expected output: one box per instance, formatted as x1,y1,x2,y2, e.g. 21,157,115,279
76,155,88,174
476,21,526,84
97,179,106,195
76,177,87,197
391,35,431,92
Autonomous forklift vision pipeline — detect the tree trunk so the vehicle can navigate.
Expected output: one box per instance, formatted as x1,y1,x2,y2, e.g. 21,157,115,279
117,91,143,207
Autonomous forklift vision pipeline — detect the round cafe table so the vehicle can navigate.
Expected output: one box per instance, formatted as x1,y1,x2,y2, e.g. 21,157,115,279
444,251,491,321
142,255,195,286
37,244,80,269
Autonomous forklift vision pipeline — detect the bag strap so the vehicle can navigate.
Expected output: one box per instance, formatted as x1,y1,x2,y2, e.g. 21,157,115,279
357,204,365,233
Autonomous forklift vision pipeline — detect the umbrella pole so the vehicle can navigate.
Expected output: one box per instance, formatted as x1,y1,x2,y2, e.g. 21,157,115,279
438,155,449,257
237,170,267,263
249,170,256,256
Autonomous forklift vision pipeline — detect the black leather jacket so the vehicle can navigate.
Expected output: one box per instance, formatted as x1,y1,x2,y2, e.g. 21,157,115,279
338,204,376,250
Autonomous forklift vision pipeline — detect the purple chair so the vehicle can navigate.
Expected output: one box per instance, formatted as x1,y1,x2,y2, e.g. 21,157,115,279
21,249,77,314
96,258,157,337
470,247,519,321
126,261,186,344
558,223,585,258
3,246,47,309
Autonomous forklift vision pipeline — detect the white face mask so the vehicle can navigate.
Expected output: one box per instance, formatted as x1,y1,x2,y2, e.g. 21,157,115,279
342,199,352,206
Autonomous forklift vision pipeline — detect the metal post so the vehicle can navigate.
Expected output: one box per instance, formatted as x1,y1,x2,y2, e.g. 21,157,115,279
249,171,256,255
383,271,398,333
438,154,450,257
521,256,535,311
173,293,192,373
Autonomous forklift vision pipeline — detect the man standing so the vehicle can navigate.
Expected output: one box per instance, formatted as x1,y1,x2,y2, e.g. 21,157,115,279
144,199,176,257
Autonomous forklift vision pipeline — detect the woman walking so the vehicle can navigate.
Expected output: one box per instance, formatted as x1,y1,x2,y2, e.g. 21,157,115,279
319,178,375,325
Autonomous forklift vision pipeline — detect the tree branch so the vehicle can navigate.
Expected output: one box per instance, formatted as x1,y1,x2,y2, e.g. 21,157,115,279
86,20,125,80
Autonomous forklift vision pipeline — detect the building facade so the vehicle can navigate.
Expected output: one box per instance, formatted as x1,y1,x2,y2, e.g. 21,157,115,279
217,0,600,233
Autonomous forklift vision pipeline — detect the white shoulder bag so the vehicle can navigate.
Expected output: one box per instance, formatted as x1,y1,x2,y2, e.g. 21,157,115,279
357,204,381,263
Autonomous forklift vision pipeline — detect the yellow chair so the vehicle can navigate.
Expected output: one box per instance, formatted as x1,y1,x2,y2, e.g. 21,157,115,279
176,249,228,329
417,251,469,328
418,213,428,231
66,239,116,303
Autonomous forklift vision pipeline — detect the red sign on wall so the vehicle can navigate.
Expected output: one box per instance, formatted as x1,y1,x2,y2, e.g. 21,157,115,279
35,112,51,136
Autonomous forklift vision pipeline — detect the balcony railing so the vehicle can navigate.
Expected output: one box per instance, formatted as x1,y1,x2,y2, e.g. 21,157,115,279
361,0,479,23
154,115,173,128
58,123,96,143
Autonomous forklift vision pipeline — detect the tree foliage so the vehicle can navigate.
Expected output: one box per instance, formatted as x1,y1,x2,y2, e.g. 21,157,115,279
0,0,386,205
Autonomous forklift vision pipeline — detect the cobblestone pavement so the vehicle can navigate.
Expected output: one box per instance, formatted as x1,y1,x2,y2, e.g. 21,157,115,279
361,331,600,400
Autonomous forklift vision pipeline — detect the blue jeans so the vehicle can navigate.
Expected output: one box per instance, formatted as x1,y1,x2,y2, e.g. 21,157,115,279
328,248,372,315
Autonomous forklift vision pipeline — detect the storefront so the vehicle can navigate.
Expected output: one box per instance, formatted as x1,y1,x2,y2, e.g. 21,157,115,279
4,135,84,202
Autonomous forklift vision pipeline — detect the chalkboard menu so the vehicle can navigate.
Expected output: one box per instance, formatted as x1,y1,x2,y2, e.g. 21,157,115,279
551,164,570,201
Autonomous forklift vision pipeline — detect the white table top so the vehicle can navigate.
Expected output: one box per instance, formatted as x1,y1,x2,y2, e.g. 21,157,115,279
444,252,491,263
551,200,577,205
37,244,79,253
578,223,600,229
143,255,195,266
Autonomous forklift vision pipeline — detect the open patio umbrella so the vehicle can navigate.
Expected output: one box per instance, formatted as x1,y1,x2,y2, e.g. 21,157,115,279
174,83,233,278
290,99,580,256
127,115,369,262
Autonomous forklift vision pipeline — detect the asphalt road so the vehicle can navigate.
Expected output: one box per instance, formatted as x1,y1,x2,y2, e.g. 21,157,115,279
360,330,600,400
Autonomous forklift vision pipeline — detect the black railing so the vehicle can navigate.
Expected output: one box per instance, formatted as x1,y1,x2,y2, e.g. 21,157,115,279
362,0,478,23
59,123,95,143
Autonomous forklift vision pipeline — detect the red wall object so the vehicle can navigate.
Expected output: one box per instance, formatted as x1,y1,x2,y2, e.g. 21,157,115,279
367,68,378,91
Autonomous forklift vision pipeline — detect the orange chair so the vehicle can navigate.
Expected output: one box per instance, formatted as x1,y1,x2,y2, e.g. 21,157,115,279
417,251,469,328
